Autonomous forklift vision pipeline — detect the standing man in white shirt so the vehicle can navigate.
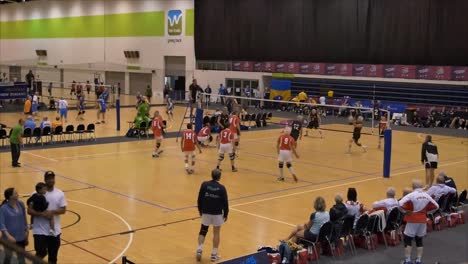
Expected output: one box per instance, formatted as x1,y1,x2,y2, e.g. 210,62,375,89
319,94,326,116
32,92,40,121
57,97,68,123
28,171,67,264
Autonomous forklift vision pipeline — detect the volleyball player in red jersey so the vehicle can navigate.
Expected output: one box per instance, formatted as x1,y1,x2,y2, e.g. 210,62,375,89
277,127,299,182
216,122,237,172
378,116,388,149
229,111,241,150
151,111,165,157
181,123,202,174
197,123,212,147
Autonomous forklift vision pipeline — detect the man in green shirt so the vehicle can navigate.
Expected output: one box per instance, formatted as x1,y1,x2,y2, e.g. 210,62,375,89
10,119,24,167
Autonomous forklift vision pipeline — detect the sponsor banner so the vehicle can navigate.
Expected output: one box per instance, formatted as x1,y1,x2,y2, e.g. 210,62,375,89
325,63,337,75
284,62,299,73
263,62,275,72
253,62,264,72
338,64,352,76
383,65,397,78
451,66,468,81
416,66,430,79
366,64,383,78
274,62,285,73
352,64,366,77
0,83,28,100
396,65,416,79
232,61,241,71
219,251,269,264
429,66,451,80
240,61,253,72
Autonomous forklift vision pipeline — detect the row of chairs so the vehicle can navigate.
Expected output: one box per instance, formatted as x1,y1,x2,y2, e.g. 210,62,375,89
203,112,273,128
0,124,96,147
300,190,467,262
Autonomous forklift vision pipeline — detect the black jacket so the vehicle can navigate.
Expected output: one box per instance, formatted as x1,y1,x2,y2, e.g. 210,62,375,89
329,202,348,223
197,180,229,217
421,141,438,162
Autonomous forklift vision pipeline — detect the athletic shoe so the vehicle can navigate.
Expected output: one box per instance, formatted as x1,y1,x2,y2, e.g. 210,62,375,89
210,254,220,262
196,249,202,261
152,152,159,158
232,167,238,172
362,145,368,152
277,177,285,182
414,260,422,264
402,260,413,264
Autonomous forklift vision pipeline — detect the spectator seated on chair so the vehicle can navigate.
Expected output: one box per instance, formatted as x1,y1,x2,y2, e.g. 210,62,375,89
24,116,36,130
345,187,366,227
282,196,329,243
329,193,348,222
441,171,457,190
426,174,456,202
49,97,56,110
372,187,399,213
39,117,51,129
51,117,63,130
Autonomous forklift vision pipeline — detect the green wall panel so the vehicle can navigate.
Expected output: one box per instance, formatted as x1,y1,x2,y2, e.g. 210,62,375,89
185,9,194,36
0,11,165,39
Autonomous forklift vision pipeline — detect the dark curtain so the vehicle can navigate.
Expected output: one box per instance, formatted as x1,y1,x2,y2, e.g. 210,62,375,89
194,0,468,66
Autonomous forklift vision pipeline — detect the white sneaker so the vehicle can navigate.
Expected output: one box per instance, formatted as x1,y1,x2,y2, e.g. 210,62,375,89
196,249,202,261
210,254,220,262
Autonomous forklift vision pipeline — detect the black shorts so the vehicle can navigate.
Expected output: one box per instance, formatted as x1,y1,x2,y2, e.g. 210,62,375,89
304,229,318,242
307,121,319,129
291,133,299,141
379,131,384,138
425,162,438,169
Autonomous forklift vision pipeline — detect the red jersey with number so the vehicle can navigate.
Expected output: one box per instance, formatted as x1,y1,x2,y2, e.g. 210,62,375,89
278,134,295,150
151,117,164,137
219,129,234,144
182,130,197,151
198,127,211,137
229,115,240,134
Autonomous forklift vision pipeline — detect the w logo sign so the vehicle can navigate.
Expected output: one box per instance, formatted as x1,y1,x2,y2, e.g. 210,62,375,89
168,10,182,35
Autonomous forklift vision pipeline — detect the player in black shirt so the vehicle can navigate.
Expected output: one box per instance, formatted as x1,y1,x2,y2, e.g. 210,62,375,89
347,116,367,153
421,134,438,186
305,109,323,138
196,169,228,262
290,115,304,144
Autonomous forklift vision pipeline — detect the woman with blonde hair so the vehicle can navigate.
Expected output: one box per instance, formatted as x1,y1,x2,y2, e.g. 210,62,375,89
282,196,330,242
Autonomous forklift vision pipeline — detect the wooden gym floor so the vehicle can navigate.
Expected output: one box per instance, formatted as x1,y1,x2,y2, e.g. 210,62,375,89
0,106,467,263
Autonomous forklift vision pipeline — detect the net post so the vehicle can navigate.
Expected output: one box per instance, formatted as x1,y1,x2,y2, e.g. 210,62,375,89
116,98,121,131
195,108,203,134
383,128,392,178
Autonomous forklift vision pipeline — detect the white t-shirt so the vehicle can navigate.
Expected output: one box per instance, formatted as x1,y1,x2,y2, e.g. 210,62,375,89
32,188,67,236
319,96,326,105
32,95,39,104
372,198,398,212
58,99,68,109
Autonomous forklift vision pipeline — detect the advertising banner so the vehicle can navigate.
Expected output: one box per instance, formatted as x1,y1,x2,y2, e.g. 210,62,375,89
0,83,28,100
366,64,383,78
383,65,396,78
396,65,416,79
352,64,366,77
451,66,468,81
253,62,264,72
232,61,241,71
325,64,337,75
416,66,430,79
263,62,275,72
338,64,352,76
284,62,299,73
240,61,253,72
429,66,451,80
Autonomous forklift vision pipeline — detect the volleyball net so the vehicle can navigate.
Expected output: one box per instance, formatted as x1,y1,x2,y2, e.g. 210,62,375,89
197,92,391,136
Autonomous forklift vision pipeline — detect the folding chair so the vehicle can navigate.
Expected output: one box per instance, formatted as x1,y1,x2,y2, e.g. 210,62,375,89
75,124,85,142
52,126,64,143
63,125,75,142
137,121,148,139
339,215,357,255
84,123,96,141
22,128,33,146
32,127,42,145
0,129,7,147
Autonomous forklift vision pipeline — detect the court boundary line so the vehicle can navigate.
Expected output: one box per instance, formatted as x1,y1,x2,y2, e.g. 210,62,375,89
230,208,296,227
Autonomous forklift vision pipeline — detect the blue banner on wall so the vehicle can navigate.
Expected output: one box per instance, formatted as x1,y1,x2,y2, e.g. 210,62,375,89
0,83,28,100
219,251,270,264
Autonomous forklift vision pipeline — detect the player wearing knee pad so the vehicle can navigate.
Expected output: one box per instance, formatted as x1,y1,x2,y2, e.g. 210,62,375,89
197,123,212,147
216,124,237,172
277,127,299,182
181,123,202,174
151,111,165,157
347,116,367,153
229,111,241,153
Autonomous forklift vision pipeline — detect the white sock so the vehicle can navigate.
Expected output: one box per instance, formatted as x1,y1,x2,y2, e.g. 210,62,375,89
185,163,189,168
279,168,284,178
212,248,218,255
197,244,203,251
288,166,295,175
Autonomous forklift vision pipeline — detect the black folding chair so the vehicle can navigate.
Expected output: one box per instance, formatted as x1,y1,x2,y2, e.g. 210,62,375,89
32,127,42,145
137,121,148,139
22,128,33,145
75,124,85,142
456,190,467,209
0,129,7,147
339,215,357,255
299,222,333,264
366,214,383,249
84,123,96,141
63,125,75,142
42,126,52,145
52,126,64,143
